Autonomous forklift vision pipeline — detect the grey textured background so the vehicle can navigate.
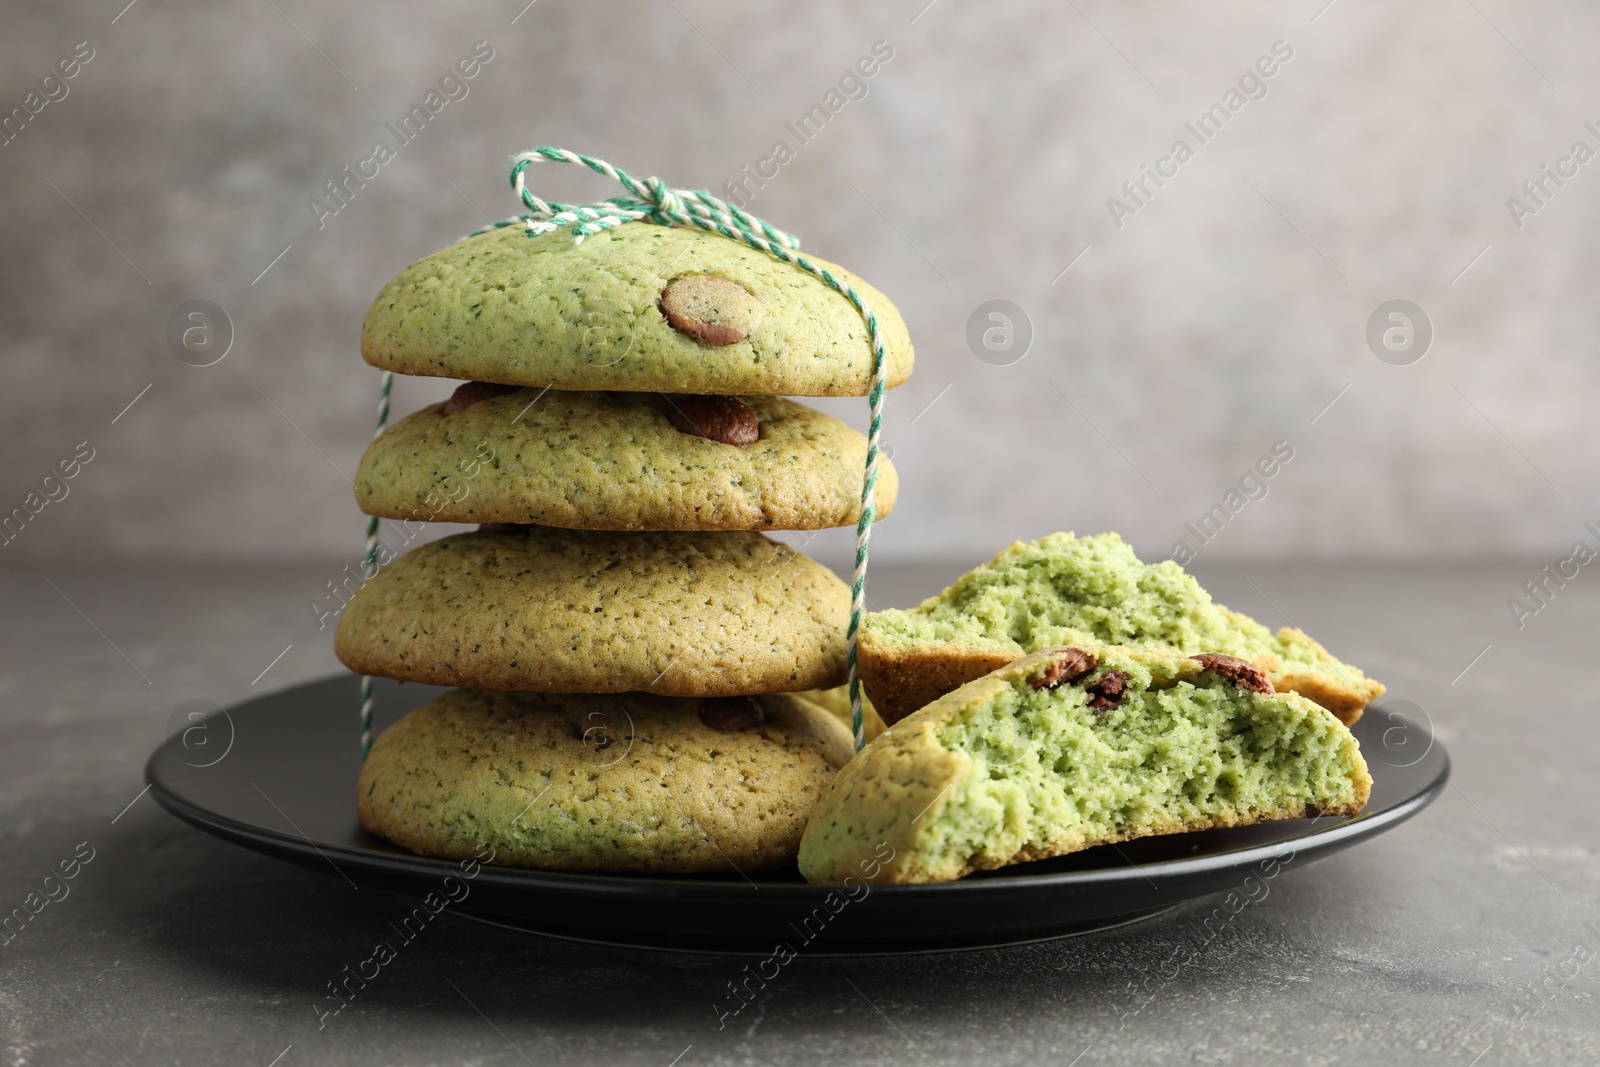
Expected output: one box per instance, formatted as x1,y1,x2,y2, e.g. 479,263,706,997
1,0,1595,569
5,7,1600,1064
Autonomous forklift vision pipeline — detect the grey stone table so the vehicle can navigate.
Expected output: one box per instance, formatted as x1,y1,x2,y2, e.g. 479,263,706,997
2,560,1597,1066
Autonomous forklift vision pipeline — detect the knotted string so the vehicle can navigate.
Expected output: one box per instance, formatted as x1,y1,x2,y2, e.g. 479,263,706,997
364,148,887,752
471,146,802,255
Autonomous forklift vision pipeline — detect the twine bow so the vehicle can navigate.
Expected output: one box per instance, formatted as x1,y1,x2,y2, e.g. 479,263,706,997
479,146,802,255
364,148,889,754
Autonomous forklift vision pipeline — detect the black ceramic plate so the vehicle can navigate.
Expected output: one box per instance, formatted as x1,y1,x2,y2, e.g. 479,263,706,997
147,675,1448,954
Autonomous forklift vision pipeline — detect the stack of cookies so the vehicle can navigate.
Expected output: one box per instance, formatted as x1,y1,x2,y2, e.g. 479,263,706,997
334,221,914,874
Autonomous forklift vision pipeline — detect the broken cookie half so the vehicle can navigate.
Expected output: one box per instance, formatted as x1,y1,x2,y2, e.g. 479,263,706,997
798,644,1371,885
857,531,1385,726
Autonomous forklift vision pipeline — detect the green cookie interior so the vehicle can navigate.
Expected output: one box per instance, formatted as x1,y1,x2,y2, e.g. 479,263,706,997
861,532,1382,720
932,649,1367,871
799,645,1371,885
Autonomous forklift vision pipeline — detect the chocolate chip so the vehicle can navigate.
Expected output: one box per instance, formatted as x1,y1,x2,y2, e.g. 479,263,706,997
665,395,760,445
699,696,765,732
1085,670,1129,712
1191,654,1274,694
1029,647,1098,689
659,274,765,345
443,380,520,414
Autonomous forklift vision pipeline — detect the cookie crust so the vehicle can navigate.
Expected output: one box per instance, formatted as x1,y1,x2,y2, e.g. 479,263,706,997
355,390,897,531
335,527,851,695
361,224,914,397
359,689,854,872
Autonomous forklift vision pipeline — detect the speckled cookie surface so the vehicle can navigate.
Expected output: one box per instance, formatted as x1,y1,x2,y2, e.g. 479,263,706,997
334,527,851,695
361,223,914,396
354,390,898,531
358,689,855,872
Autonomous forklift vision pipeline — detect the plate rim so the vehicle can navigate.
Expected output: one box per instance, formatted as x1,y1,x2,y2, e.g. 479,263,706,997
146,675,1452,900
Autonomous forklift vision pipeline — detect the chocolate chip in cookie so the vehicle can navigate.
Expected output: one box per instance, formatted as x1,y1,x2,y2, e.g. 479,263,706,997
1029,647,1098,689
1085,670,1129,712
659,274,765,345
665,395,760,445
1191,654,1274,694
699,696,765,732
443,380,520,414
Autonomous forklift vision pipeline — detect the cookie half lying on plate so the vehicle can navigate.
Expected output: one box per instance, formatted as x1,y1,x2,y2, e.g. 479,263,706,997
858,532,1384,725
355,387,898,531
334,526,850,696
361,223,914,397
360,689,854,873
798,644,1371,885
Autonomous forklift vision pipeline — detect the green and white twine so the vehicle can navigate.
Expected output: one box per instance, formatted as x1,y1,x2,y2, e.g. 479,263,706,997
358,369,393,760
362,147,888,753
